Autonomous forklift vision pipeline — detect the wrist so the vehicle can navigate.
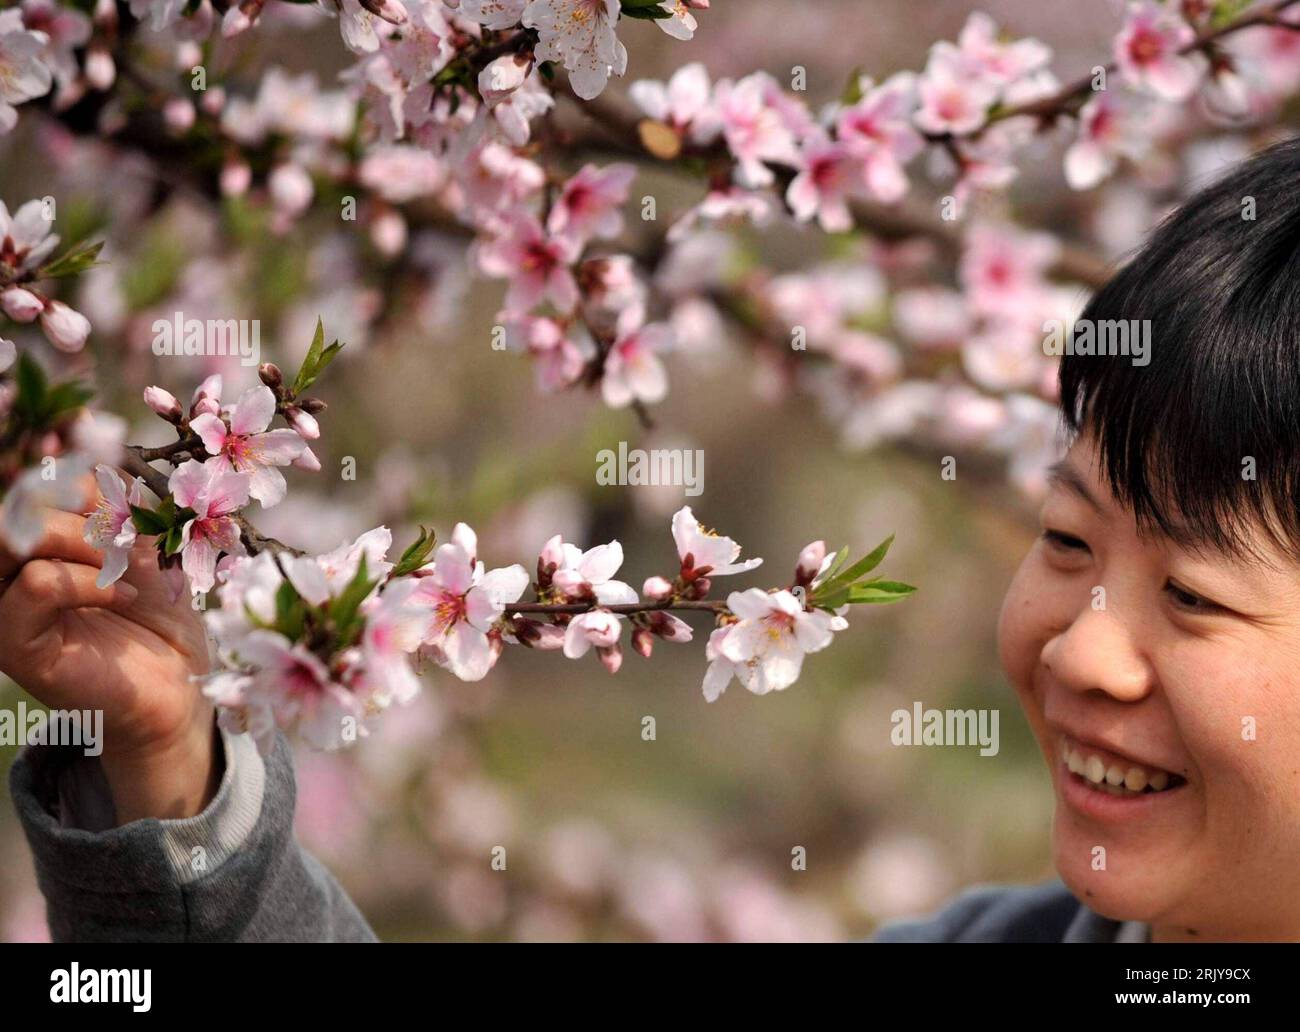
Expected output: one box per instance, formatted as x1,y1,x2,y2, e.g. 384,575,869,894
100,706,223,825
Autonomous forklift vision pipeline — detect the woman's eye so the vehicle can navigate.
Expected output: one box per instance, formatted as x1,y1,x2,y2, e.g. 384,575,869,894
1165,581,1224,613
1041,529,1089,554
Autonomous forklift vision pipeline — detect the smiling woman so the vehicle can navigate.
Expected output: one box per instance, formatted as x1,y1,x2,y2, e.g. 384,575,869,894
879,136,1300,944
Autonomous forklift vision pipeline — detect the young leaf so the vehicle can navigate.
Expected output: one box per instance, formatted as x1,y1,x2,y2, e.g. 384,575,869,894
330,555,378,647
392,526,437,578
813,534,895,596
847,581,917,604
291,318,326,396
130,505,171,537
39,239,105,279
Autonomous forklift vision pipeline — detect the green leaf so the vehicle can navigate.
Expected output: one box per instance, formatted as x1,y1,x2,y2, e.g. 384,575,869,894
130,505,170,537
39,238,105,279
813,534,895,597
163,524,185,556
12,353,48,424
847,580,916,604
392,526,437,578
621,4,672,18
330,555,378,647
291,318,326,395
274,580,307,642
44,381,95,418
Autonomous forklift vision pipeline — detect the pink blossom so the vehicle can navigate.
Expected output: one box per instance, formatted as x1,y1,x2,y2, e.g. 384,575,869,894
949,11,1052,86
601,321,672,409
477,211,580,314
547,535,638,604
1115,1,1206,101
546,163,636,247
0,197,59,275
914,47,999,136
1,286,42,321
1064,92,1148,190
787,132,861,232
562,608,623,672
505,315,591,392
835,73,924,203
714,72,805,188
191,384,307,507
411,526,529,681
458,0,528,30
716,587,846,695
169,458,252,593
628,62,719,144
83,464,145,588
0,9,54,132
671,505,762,577
523,0,626,101
959,222,1060,319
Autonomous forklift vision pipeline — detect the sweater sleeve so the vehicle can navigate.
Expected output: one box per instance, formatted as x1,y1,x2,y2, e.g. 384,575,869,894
8,723,378,943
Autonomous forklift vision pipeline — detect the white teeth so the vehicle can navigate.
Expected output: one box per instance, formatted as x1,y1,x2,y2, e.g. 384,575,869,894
1059,738,1177,795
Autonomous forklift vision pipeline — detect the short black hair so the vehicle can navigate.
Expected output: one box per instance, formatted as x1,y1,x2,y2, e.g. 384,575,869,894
1059,135,1300,561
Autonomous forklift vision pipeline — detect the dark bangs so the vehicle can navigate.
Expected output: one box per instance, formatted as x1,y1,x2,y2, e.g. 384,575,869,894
1059,136,1300,562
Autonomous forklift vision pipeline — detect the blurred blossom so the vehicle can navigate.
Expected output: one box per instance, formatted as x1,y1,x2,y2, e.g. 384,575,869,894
538,819,618,899
848,833,955,923
617,853,709,941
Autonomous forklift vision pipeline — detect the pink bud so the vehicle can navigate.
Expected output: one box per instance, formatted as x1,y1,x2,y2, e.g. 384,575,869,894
631,626,654,659
650,611,693,643
144,386,183,422
200,86,226,117
539,533,566,568
796,540,826,586
285,406,320,440
191,373,222,416
269,163,314,219
370,210,407,257
39,300,91,353
84,47,115,91
1,287,43,323
360,0,408,26
598,643,623,674
220,158,252,198
642,575,673,601
163,98,196,133
531,623,567,651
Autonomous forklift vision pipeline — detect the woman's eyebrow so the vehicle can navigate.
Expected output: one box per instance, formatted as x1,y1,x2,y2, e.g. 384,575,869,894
1046,460,1104,514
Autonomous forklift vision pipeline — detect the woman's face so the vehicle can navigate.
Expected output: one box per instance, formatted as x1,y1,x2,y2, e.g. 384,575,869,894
998,434,1300,941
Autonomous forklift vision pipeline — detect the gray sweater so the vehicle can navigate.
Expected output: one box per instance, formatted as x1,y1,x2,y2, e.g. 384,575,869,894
10,726,1141,943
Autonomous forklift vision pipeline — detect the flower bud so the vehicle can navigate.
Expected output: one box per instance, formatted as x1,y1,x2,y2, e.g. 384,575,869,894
84,46,115,91
39,300,91,353
163,97,196,134
191,373,222,417
258,362,283,390
642,575,673,601
650,611,693,643
221,158,252,198
631,626,654,659
144,386,183,423
1,287,43,323
299,397,327,414
795,540,826,587
269,162,314,219
598,643,623,674
360,0,408,26
284,405,320,439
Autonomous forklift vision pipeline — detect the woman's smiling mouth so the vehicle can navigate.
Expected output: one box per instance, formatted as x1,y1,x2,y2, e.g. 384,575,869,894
1057,734,1189,820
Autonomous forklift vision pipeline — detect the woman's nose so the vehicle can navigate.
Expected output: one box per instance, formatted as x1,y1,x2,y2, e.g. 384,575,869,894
1040,603,1155,703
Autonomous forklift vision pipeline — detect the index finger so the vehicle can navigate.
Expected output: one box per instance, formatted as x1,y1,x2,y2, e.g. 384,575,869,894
0,508,114,579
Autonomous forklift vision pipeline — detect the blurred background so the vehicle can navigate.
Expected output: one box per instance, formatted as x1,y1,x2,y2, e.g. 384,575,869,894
0,0,1280,940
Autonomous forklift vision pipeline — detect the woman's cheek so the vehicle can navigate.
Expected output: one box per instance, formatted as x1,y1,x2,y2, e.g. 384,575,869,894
997,550,1055,694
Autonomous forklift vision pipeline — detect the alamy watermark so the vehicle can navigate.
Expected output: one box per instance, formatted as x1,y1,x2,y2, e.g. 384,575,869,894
0,702,102,756
890,701,1000,756
1042,318,1150,367
596,442,704,497
50,964,150,1012
151,311,261,366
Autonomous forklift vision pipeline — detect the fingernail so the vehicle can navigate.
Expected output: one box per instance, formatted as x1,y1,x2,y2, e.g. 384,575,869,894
117,582,139,603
